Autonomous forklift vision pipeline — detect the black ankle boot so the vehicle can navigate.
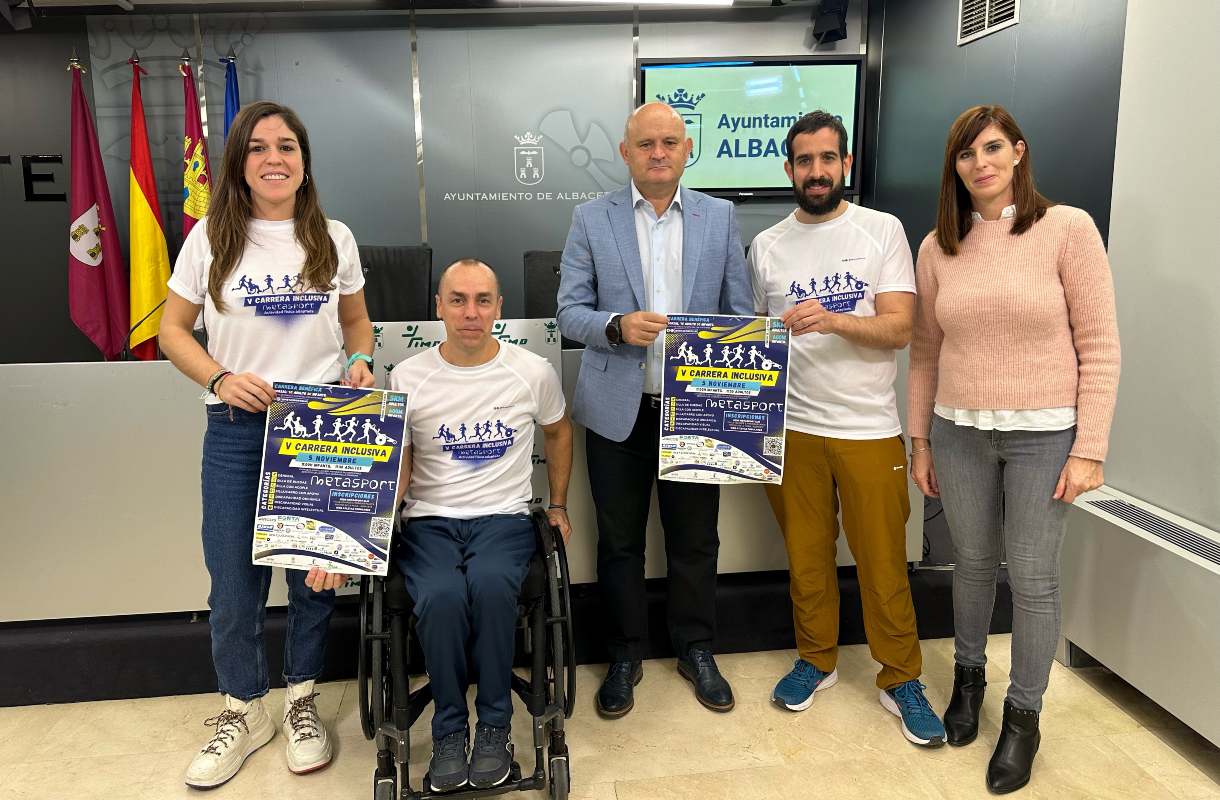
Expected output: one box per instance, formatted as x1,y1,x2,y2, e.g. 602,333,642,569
944,663,986,746
987,700,1040,794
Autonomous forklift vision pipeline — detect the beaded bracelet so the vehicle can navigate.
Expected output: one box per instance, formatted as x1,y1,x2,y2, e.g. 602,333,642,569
201,369,231,399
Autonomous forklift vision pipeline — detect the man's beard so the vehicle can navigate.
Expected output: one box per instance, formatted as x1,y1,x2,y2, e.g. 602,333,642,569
793,175,844,216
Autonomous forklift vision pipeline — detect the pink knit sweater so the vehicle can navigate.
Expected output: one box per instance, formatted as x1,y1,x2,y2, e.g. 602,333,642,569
908,205,1120,461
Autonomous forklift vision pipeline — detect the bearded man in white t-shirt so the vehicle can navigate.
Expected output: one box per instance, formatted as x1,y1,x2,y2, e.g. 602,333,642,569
310,260,572,792
748,111,946,749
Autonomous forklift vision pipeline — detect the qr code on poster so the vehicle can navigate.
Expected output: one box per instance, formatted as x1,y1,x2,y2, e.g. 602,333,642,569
763,436,783,457
369,516,393,541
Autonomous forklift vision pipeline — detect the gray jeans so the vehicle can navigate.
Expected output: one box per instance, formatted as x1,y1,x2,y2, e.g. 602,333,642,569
930,416,1075,712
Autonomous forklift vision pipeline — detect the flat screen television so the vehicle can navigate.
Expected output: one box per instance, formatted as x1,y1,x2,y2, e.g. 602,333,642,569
638,56,864,198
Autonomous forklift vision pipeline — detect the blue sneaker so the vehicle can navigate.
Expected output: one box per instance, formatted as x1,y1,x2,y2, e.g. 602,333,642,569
881,680,946,747
772,659,838,711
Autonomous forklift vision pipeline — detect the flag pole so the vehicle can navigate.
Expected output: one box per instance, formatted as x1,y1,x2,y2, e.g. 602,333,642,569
123,49,140,361
192,14,209,142
220,48,239,142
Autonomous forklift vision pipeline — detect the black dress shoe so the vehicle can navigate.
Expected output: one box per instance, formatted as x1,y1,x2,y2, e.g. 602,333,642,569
987,700,1040,794
945,663,987,746
677,647,734,712
596,660,642,718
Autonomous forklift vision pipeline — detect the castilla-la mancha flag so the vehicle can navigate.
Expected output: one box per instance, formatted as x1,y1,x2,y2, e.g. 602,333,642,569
128,58,171,360
180,61,210,241
68,62,129,359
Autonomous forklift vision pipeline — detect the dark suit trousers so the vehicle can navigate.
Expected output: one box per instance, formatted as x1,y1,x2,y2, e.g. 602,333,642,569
586,395,721,662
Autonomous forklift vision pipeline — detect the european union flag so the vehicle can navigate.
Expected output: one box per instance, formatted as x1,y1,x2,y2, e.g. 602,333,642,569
221,57,240,140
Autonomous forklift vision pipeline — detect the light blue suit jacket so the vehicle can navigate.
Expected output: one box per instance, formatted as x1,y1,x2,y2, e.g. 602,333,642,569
556,185,753,442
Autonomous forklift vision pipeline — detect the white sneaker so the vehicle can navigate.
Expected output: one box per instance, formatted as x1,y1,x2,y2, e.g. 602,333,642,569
282,680,333,774
184,695,276,789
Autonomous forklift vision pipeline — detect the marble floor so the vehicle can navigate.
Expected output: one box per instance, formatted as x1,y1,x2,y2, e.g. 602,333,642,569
1,635,1217,800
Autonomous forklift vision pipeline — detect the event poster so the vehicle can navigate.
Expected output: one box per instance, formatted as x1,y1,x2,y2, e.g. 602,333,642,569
659,314,789,484
252,383,408,577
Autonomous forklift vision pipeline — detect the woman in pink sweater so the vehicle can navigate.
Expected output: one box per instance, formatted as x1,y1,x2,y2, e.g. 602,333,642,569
908,105,1119,794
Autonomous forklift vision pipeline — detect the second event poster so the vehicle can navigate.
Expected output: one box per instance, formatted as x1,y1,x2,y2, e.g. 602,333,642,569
252,383,407,577
660,314,789,484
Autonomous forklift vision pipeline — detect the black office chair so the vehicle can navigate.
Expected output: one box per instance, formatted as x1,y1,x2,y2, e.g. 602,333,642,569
358,507,576,800
523,250,581,349
359,244,434,322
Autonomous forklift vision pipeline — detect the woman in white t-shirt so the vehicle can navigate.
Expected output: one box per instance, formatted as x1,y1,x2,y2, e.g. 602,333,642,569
159,101,374,789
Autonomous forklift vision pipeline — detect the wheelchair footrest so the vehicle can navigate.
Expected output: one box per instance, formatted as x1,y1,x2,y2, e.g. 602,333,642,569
416,761,544,799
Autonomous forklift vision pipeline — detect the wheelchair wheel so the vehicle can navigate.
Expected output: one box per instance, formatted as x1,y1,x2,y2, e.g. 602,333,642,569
358,576,375,739
358,576,388,740
553,533,577,718
371,578,387,734
373,770,397,800
548,755,570,800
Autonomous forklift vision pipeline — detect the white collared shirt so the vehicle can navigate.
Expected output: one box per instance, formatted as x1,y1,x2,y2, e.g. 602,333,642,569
933,404,1077,431
630,181,684,394
971,204,1016,222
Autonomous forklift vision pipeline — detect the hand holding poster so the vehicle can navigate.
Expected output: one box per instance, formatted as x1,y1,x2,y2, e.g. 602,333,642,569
253,383,407,576
659,314,789,484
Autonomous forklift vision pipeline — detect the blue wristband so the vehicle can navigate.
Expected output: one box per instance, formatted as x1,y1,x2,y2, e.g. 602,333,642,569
346,352,373,371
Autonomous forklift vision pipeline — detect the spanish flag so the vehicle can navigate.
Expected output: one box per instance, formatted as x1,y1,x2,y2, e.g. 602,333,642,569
128,57,171,360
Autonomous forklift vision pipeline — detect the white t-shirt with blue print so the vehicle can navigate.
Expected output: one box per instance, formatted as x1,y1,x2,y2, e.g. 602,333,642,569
389,342,565,520
168,216,365,403
749,203,916,439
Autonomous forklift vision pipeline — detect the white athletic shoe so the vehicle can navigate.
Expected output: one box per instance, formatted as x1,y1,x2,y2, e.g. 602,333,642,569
282,680,333,774
184,695,276,789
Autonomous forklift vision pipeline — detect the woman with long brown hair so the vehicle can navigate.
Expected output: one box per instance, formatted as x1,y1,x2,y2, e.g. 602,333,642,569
908,105,1119,793
160,101,374,789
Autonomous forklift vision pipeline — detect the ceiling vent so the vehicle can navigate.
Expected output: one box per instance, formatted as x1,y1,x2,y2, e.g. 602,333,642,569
958,0,1020,46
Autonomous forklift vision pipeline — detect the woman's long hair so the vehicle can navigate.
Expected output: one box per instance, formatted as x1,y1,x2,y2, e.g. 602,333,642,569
206,101,337,310
935,104,1053,256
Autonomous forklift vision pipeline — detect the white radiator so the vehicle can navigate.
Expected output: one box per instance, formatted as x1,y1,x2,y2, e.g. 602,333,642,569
1060,486,1220,747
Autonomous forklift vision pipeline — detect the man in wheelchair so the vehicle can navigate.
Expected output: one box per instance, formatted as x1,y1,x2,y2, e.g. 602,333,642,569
309,258,572,792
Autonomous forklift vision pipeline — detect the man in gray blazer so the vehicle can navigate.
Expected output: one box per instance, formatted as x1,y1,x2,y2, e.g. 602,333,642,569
556,101,753,718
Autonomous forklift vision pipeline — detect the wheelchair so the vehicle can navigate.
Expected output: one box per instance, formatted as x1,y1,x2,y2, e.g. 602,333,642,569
357,507,577,800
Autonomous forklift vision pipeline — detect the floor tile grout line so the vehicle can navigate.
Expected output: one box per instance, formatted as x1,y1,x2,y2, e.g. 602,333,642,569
1102,728,1220,793
1039,729,1218,798
605,759,955,800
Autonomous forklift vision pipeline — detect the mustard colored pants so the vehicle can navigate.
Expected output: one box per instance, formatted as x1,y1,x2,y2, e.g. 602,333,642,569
765,430,922,690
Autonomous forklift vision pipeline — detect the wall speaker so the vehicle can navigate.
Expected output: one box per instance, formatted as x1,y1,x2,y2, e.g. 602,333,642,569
1,0,33,32
811,0,848,45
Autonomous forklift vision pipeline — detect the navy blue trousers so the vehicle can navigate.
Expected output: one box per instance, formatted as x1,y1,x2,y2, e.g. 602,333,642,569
202,405,335,700
398,514,535,740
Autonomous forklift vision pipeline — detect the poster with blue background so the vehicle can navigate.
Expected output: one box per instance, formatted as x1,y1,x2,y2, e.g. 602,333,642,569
253,383,407,577
660,314,789,484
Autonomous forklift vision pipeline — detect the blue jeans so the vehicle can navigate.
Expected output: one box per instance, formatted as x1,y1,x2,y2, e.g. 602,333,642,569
202,404,336,701
397,514,536,740
930,416,1075,712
